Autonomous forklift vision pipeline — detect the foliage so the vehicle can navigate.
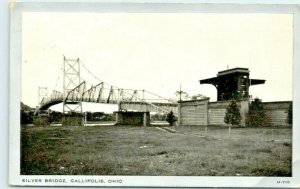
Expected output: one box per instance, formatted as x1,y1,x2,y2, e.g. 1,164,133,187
175,91,207,101
288,102,292,124
62,116,83,126
246,98,271,127
232,91,244,100
21,102,33,111
49,111,62,123
21,110,34,124
86,112,115,121
86,112,104,121
166,111,176,126
224,100,241,126
33,116,49,126
191,94,208,100
115,112,146,126
175,90,189,101
115,117,143,126
21,102,34,124
151,113,168,121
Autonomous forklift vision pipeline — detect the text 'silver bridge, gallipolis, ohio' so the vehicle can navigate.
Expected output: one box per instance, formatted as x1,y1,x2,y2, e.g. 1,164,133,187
35,57,178,121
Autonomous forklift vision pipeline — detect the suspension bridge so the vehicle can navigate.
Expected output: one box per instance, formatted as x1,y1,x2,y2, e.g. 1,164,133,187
35,57,178,117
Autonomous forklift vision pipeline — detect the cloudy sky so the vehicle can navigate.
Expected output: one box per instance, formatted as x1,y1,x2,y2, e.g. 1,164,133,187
22,12,293,112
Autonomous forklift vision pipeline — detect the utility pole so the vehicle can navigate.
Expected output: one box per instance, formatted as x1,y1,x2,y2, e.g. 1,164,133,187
179,84,182,102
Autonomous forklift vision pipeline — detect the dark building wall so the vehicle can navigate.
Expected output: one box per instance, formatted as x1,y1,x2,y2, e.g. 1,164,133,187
216,72,250,101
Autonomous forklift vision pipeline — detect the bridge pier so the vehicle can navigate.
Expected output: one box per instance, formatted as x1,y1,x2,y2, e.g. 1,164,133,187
115,112,119,123
62,114,84,126
114,111,150,126
143,112,147,127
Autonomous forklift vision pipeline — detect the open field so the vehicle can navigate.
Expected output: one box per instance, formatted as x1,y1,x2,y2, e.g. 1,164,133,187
21,125,292,176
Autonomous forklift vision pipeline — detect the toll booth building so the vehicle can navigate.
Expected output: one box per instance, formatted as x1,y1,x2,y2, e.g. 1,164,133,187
199,68,265,101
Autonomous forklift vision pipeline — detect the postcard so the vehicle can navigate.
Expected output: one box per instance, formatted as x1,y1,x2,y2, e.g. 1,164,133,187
9,1,300,187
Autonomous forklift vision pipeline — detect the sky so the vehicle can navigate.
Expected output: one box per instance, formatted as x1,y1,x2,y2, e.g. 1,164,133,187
22,12,293,112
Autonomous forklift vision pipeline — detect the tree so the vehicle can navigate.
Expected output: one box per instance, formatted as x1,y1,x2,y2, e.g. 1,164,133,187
224,100,241,126
246,98,270,127
175,91,189,101
166,111,176,126
49,111,62,123
191,94,207,100
175,85,189,101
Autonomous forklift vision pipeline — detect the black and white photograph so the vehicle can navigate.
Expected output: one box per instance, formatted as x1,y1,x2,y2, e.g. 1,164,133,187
8,1,300,188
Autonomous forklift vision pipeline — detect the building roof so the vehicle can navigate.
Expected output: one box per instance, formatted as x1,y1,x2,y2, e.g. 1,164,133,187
217,67,249,76
199,67,266,86
199,77,218,85
250,79,266,85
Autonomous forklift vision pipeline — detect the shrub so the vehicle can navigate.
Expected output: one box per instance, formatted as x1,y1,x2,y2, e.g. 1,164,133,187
33,116,49,126
48,111,62,123
224,100,241,126
246,98,271,127
21,110,34,124
62,116,83,126
166,111,176,126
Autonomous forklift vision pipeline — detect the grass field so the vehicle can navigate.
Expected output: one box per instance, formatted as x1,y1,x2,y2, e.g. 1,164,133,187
21,125,292,176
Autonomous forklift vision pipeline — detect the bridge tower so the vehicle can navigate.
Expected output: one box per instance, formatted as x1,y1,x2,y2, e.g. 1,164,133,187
37,87,49,116
38,87,48,107
62,56,83,125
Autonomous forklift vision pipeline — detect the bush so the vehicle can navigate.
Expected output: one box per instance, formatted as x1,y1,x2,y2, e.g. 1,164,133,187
21,110,34,124
246,98,271,127
62,116,83,126
166,111,176,126
33,116,49,126
224,100,241,126
49,111,62,123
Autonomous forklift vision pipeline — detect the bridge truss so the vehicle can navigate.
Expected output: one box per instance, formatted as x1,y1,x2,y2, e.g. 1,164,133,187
37,57,178,116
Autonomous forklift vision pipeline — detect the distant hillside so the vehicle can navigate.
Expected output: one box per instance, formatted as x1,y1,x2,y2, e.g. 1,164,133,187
21,102,33,111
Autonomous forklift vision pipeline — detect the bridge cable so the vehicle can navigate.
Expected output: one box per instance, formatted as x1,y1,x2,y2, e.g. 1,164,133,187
52,61,64,92
79,60,119,89
79,60,145,92
79,59,174,102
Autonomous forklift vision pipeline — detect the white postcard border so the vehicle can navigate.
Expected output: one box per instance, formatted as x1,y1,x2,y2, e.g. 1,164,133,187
9,1,300,187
